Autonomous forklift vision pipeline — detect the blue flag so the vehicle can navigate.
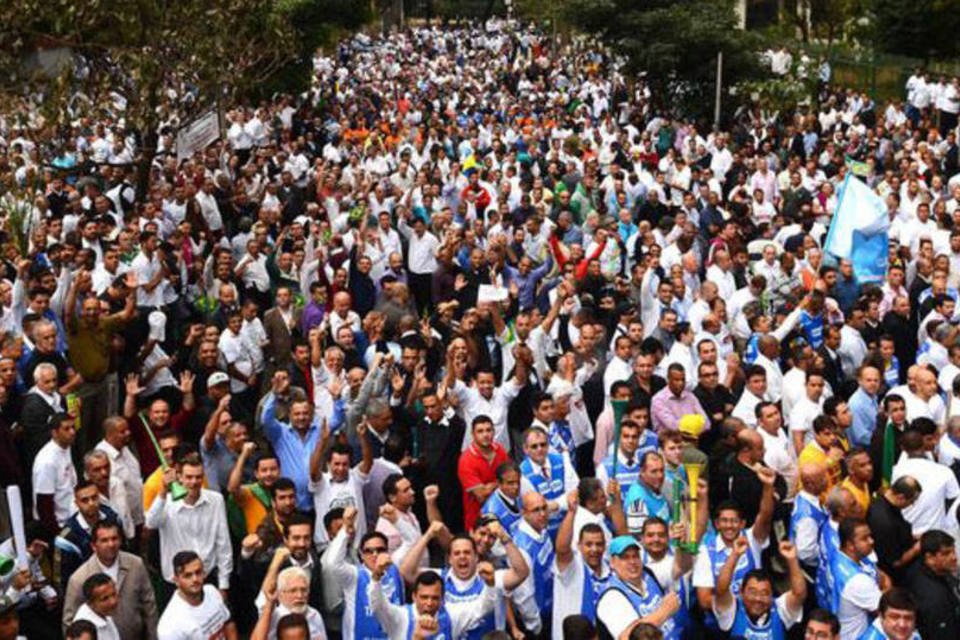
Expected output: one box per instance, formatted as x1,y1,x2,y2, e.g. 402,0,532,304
824,174,890,283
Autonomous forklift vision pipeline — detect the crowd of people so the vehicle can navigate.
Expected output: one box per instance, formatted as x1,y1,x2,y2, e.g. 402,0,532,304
0,15,959,640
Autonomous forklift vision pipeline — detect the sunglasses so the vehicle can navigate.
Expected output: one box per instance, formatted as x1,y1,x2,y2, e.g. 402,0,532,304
362,546,387,555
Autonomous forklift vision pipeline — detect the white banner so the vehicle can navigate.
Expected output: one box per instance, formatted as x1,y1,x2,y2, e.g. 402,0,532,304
176,110,220,161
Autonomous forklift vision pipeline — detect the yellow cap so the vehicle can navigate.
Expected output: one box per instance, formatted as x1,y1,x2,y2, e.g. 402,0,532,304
678,414,706,439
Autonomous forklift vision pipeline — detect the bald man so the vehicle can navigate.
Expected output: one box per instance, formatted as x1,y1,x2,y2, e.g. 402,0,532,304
512,492,556,638
729,429,786,526
791,462,829,569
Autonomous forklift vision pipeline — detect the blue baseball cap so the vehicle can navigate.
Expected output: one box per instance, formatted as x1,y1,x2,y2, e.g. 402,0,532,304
609,535,641,557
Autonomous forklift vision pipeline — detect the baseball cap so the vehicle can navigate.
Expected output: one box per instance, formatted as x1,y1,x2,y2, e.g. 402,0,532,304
207,372,230,387
609,535,641,557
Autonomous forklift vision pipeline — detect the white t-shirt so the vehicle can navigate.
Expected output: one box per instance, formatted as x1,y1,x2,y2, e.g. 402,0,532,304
310,469,368,545
32,440,77,526
692,527,768,590
552,552,610,640
157,585,231,640
74,603,120,640
837,571,882,640
892,456,960,534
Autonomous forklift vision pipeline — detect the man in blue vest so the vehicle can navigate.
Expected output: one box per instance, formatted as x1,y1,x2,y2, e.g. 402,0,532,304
594,535,681,640
481,461,522,535
320,506,405,640
693,465,775,612
396,520,530,640
369,554,498,639
625,451,672,534
512,492,556,639
791,461,829,602
816,486,863,611
833,518,889,640
553,489,611,637
596,419,654,503
714,538,806,640
859,588,920,640
519,427,578,540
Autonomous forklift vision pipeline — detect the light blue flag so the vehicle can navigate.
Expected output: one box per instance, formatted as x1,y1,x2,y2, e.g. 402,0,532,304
823,174,890,283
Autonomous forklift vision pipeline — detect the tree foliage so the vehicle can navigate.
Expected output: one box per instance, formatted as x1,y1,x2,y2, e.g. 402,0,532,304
871,0,960,60
564,0,764,121
0,0,369,187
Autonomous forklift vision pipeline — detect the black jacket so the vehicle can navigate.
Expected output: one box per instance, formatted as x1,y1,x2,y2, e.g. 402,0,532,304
904,562,960,640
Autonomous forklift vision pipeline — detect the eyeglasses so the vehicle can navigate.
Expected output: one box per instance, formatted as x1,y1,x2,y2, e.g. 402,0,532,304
528,442,547,450
362,546,387,555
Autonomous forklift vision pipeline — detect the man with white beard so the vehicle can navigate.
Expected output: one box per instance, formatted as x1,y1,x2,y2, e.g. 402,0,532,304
252,566,327,639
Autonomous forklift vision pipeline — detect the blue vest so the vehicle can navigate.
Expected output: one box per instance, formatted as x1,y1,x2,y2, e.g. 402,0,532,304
602,453,643,502
816,523,839,610
442,570,496,640
403,604,452,639
625,482,671,530
514,525,555,614
599,572,678,640
858,617,920,640
579,560,611,622
520,453,566,536
703,531,756,597
830,551,878,614
729,598,786,640
745,334,760,364
548,420,574,454
354,564,405,640
789,493,828,562
481,490,522,534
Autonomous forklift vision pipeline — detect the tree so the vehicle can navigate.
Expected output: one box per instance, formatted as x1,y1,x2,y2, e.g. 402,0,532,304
566,0,764,121
872,0,960,60
0,0,365,193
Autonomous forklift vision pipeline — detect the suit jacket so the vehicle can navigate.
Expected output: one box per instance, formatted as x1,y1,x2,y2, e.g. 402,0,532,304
20,392,58,462
263,306,302,370
62,551,158,640
817,345,844,394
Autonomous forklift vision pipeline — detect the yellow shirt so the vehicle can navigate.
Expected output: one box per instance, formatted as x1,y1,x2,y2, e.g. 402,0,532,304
797,442,842,498
841,478,871,513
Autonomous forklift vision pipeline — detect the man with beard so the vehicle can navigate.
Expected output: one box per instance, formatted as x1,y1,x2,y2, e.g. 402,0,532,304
157,552,236,639
254,514,325,619
251,566,327,640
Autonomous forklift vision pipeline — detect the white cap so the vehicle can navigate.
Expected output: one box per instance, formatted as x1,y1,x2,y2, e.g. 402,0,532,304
207,371,230,387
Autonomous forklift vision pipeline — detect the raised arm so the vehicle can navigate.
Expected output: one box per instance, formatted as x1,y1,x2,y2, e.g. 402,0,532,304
227,440,255,502
555,490,578,572
308,419,331,483
752,466,776,545
714,536,748,614
398,521,446,586
423,486,453,550
779,540,807,615
202,393,231,453
605,479,629,536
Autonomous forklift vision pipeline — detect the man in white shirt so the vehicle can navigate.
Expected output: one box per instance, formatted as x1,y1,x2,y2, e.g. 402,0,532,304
447,368,522,453
892,427,960,534
757,402,798,496
790,371,827,454
835,519,885,640
368,554,497,639
604,335,634,398
131,231,166,309
254,566,327,640
157,552,235,640
144,457,233,596
32,412,78,532
71,574,120,640
235,239,271,307
309,425,373,547
397,211,439,314
731,366,770,428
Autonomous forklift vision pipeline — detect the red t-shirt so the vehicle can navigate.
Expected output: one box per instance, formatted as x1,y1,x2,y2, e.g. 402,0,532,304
458,442,508,531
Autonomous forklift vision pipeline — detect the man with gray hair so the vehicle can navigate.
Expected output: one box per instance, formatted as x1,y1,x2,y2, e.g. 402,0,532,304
21,361,65,461
814,485,861,610
82,450,133,540
252,565,327,639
